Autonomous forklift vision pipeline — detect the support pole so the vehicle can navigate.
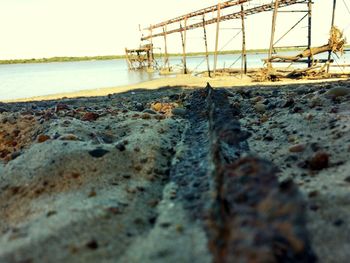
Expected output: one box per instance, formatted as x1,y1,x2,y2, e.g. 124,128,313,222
268,0,279,69
163,26,169,70
180,17,188,74
307,0,312,68
213,3,221,77
327,0,337,73
241,4,247,75
149,25,154,69
203,15,211,78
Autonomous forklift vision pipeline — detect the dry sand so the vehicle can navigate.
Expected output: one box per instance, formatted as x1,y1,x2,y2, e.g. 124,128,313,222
0,77,350,262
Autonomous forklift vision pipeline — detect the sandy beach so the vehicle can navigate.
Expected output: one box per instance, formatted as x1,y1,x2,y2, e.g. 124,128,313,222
0,77,350,262
3,74,346,103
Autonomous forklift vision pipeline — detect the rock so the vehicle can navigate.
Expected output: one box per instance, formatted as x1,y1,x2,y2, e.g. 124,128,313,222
88,148,109,158
283,98,295,108
54,103,69,112
81,112,100,121
309,151,329,170
142,109,157,115
0,107,7,113
289,144,306,153
37,134,50,143
134,102,144,111
116,142,126,151
151,102,162,112
255,103,266,113
309,96,322,108
172,108,186,116
58,134,79,141
326,87,350,97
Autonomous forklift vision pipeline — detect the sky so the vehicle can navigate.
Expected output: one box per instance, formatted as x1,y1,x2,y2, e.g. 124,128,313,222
0,0,349,59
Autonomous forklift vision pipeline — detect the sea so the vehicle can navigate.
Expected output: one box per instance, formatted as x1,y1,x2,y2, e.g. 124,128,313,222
0,52,349,101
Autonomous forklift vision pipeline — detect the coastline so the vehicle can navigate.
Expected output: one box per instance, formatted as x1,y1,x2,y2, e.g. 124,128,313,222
3,74,346,103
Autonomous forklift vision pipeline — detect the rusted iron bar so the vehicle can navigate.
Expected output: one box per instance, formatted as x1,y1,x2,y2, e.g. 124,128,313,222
145,0,249,31
327,0,337,73
241,5,247,75
213,4,221,77
202,15,211,78
268,0,280,68
169,84,316,262
307,0,312,67
141,0,307,41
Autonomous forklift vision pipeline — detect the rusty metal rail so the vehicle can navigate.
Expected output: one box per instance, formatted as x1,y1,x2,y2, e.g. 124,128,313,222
145,0,250,31
170,84,317,262
141,0,308,41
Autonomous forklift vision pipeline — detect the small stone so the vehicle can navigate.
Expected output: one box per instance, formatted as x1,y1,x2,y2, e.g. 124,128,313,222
255,103,266,113
37,134,50,143
326,87,350,97
309,151,329,170
59,134,79,141
151,102,162,112
116,143,126,151
172,108,186,116
85,239,98,250
344,176,350,183
81,112,100,121
55,103,69,112
88,148,109,158
143,109,157,115
141,113,151,120
289,144,306,153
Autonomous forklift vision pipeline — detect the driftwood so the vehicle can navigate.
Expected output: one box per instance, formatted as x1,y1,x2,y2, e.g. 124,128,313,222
265,27,346,63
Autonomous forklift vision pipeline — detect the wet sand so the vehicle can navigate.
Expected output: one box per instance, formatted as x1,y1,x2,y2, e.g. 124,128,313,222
3,74,345,103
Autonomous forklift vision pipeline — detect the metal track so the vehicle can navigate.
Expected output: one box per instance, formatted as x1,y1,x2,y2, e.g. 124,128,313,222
142,0,307,40
170,84,317,262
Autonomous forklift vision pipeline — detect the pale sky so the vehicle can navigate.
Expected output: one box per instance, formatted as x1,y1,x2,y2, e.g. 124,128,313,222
0,0,349,59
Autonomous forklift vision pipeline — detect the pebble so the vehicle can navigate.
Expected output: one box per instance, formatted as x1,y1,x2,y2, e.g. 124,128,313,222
326,87,350,97
58,134,79,141
289,144,306,153
309,151,329,170
81,112,100,121
143,109,157,115
172,108,186,116
37,134,50,143
88,148,109,158
255,103,266,113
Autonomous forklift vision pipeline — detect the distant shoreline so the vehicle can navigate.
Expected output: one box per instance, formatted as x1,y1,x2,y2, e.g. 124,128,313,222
0,47,308,65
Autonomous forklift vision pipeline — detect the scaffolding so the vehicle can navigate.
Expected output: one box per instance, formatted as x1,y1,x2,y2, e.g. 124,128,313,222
126,0,348,79
125,44,154,70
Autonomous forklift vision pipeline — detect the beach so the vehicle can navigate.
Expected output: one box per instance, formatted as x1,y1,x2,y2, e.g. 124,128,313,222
0,77,350,262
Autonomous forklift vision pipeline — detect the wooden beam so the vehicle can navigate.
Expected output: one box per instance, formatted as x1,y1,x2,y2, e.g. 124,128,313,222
202,15,211,78
213,3,221,77
241,5,247,75
180,17,188,74
268,0,280,69
327,0,337,73
163,26,169,69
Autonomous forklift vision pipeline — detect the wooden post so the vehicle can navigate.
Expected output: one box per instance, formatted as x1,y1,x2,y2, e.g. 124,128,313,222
203,15,211,78
241,4,247,75
327,0,337,73
268,0,279,69
125,48,132,70
163,26,169,70
180,17,188,74
213,3,221,77
307,0,312,68
149,25,154,69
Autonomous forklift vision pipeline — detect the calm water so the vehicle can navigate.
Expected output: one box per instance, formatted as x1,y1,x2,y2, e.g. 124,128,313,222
0,52,349,100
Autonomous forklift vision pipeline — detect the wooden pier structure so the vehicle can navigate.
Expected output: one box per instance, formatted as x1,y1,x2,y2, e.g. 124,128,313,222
126,0,347,79
125,44,154,70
